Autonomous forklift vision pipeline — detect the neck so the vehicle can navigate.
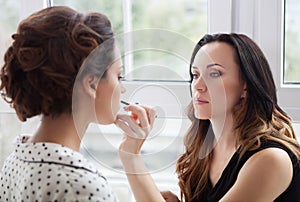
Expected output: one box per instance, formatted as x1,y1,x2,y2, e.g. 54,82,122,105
210,114,237,151
29,113,89,151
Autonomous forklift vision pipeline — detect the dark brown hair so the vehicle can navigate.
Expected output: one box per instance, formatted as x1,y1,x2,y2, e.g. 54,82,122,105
0,6,114,121
176,33,300,201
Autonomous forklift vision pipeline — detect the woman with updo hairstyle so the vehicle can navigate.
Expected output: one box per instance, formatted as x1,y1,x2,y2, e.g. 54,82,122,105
1,6,115,122
0,6,128,201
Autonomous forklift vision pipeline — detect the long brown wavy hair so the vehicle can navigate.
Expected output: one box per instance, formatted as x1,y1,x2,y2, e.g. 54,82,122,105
0,6,114,121
176,33,300,201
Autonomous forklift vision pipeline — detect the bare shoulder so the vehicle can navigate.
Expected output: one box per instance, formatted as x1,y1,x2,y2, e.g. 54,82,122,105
241,147,293,186
221,147,293,201
243,147,293,193
245,147,293,174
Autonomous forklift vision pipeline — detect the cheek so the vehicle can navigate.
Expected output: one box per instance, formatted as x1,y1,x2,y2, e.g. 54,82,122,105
95,94,117,124
223,83,243,108
111,83,122,111
208,81,241,110
112,82,121,100
207,83,225,102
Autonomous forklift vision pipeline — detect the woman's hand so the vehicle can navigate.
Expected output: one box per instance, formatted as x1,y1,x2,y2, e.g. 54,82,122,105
115,104,156,154
115,105,166,202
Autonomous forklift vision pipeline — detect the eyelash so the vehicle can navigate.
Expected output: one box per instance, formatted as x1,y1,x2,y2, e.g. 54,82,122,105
118,76,124,81
192,74,199,80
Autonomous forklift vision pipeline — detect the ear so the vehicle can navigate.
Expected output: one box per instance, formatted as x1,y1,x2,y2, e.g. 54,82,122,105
81,74,98,99
241,82,247,98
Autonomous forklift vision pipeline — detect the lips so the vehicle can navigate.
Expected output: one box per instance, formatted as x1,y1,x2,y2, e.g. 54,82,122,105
194,98,209,104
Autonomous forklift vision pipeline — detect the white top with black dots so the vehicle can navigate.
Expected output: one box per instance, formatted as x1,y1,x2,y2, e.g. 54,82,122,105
0,135,118,202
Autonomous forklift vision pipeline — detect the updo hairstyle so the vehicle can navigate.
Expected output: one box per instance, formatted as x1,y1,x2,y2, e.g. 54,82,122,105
0,6,114,121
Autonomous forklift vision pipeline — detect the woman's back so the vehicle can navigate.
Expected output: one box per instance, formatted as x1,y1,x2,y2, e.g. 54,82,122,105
0,135,117,201
0,6,121,201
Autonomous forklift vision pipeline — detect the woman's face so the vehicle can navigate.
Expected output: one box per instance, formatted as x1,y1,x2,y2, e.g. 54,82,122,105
95,57,126,124
191,42,246,120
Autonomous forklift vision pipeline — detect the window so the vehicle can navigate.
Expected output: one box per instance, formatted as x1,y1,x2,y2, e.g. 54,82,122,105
128,0,207,80
284,0,300,138
54,0,207,81
1,1,299,202
0,1,20,67
284,0,300,84
0,0,21,168
228,0,300,132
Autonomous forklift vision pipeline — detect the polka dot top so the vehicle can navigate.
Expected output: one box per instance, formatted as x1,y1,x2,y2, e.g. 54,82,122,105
0,135,118,202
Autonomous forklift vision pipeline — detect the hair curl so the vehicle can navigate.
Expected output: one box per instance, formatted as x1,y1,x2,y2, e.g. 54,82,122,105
0,6,114,121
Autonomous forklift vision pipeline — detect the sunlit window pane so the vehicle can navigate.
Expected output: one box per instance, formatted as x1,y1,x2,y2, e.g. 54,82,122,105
284,0,300,84
130,0,207,81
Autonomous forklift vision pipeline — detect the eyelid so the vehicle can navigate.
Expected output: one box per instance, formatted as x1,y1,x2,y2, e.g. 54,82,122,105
191,68,199,74
191,72,199,77
208,66,223,72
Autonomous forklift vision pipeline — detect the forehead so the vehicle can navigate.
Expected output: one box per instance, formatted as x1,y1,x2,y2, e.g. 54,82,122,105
192,42,237,69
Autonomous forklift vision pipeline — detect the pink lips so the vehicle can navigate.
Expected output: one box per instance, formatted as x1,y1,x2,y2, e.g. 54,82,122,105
194,98,209,105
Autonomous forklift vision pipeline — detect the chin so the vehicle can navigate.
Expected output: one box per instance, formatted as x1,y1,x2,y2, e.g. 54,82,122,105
194,112,210,120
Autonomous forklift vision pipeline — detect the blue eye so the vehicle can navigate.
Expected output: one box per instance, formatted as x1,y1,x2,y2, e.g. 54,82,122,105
210,71,221,77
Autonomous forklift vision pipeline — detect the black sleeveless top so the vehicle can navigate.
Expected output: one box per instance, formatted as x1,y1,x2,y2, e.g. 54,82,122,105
195,141,300,202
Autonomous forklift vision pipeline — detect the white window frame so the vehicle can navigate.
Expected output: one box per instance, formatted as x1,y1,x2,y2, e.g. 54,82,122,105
254,0,300,122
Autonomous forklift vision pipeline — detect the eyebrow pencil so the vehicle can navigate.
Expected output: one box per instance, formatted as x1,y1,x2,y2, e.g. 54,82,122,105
120,100,131,106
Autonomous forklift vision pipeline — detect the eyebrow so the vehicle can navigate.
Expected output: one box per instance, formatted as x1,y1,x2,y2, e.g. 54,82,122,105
206,63,225,68
192,63,225,70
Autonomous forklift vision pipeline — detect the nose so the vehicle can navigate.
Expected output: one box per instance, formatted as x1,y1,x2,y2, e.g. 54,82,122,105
192,76,207,92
